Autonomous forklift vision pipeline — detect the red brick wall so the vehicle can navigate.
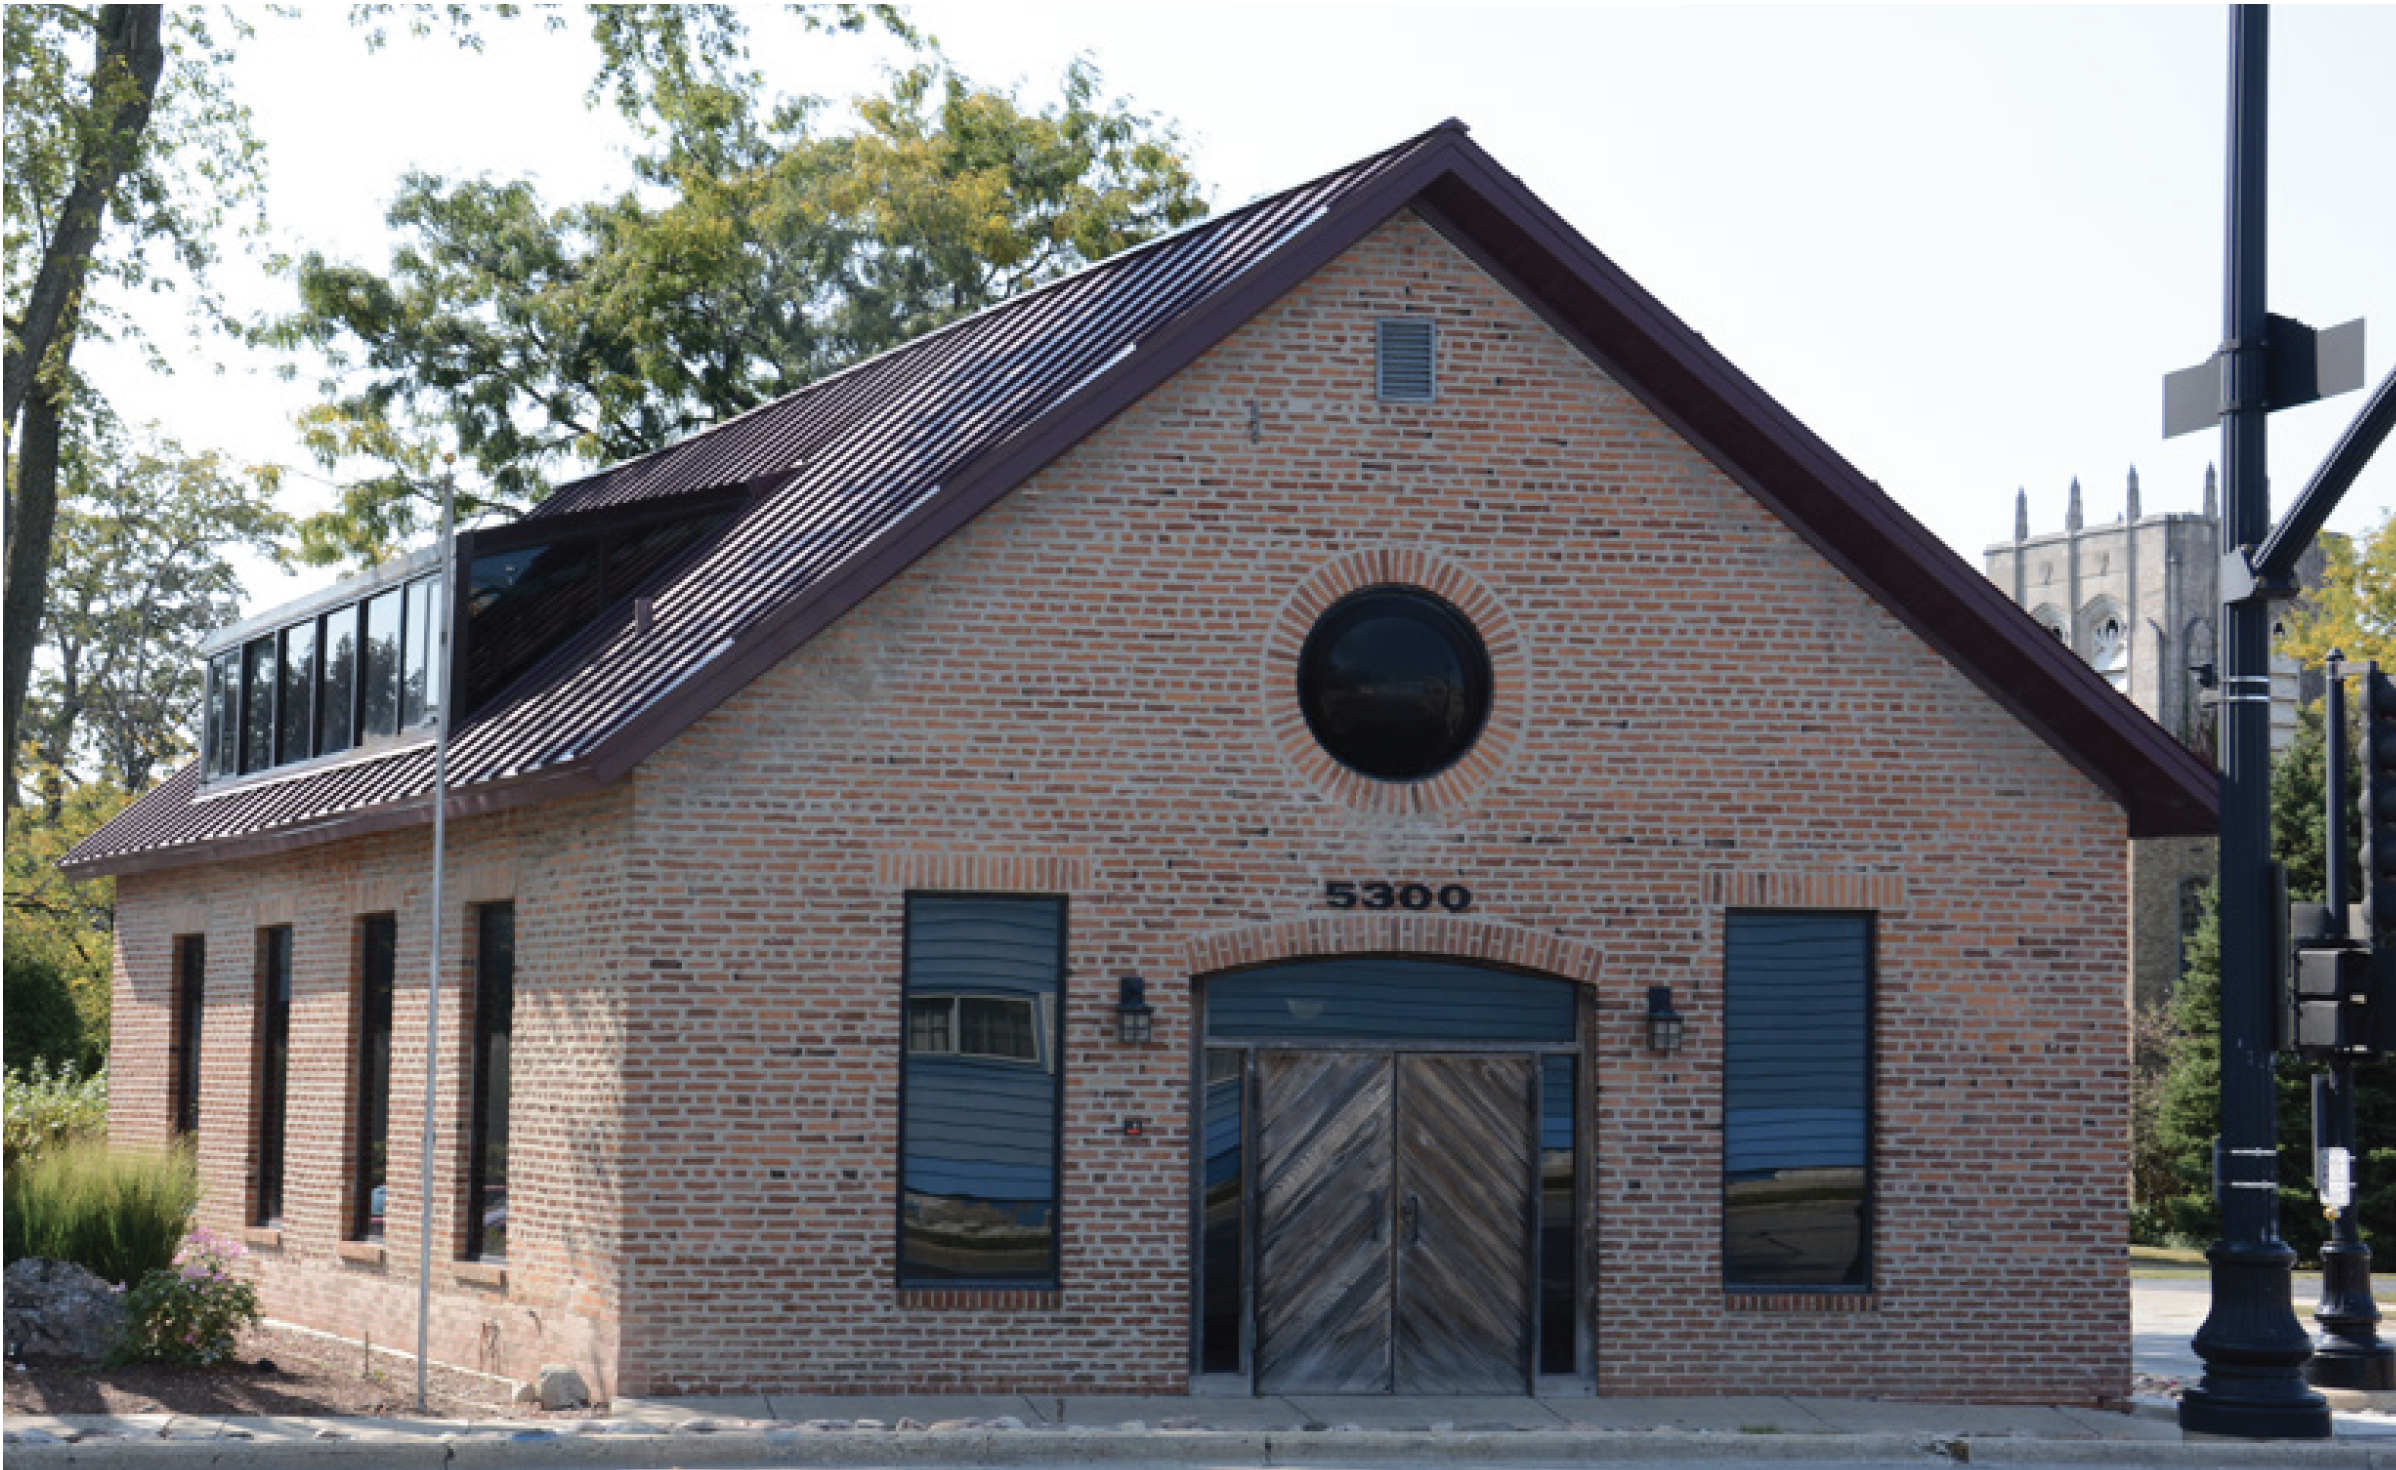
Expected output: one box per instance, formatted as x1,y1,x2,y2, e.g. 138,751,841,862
110,208,2129,1404
110,789,633,1392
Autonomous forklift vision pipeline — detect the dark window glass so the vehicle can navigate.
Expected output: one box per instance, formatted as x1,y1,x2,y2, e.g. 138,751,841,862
1296,586,1490,781
1724,911,1872,1289
1205,956,1574,1044
277,621,316,765
240,636,277,773
255,927,293,1229
463,539,606,714
319,607,357,754
401,575,440,730
353,915,397,1242
204,652,239,778
461,509,730,717
173,936,205,1136
1538,1054,1578,1374
1199,1048,1245,1373
361,589,403,739
900,894,1063,1285
467,903,514,1261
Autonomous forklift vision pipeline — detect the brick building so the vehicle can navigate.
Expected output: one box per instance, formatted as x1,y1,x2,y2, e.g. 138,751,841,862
1984,472,2323,1013
68,123,2213,1404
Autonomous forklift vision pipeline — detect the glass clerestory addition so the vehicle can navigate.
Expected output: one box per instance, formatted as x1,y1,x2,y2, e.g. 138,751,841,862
202,570,444,780
197,488,740,784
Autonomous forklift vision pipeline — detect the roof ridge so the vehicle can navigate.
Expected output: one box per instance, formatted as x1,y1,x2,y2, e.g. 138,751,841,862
543,120,1465,509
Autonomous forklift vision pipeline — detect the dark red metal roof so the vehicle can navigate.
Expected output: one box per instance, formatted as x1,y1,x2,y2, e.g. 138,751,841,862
65,120,2214,876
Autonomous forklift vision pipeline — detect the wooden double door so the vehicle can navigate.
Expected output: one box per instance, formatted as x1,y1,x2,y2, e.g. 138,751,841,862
1253,1051,1536,1394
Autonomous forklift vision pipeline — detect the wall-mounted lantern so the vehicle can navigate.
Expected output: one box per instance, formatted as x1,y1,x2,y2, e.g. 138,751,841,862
1645,985,1685,1055
1116,975,1154,1046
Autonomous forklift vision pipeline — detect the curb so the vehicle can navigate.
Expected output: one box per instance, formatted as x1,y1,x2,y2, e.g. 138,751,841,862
9,1426,2396,1469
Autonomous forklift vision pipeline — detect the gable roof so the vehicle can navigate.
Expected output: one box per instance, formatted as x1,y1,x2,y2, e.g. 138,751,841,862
65,121,2215,876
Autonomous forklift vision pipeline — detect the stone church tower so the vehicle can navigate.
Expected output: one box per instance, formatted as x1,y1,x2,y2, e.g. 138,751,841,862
1984,467,2324,1012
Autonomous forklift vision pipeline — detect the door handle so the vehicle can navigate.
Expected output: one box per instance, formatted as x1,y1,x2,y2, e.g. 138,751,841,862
1401,1191,1421,1245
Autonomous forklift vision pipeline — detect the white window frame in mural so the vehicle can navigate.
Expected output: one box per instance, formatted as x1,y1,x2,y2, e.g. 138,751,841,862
2080,599,2129,691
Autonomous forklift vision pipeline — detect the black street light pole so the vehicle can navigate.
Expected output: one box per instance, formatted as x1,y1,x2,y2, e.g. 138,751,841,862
2177,7,2330,1439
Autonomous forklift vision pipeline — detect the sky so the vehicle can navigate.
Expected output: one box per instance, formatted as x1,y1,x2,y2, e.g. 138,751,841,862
80,4,2396,619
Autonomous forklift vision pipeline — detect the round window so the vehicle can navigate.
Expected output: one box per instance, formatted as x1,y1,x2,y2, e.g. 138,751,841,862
1296,586,1492,781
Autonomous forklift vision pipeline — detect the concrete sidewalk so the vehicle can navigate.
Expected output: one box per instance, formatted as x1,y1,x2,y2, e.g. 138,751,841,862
9,1279,2396,1466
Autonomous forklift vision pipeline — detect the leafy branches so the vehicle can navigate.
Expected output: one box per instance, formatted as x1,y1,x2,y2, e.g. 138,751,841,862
279,50,1204,564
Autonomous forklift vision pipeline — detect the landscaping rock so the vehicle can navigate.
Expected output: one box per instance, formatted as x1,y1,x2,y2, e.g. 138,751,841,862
3,1258,127,1363
533,1363,589,1410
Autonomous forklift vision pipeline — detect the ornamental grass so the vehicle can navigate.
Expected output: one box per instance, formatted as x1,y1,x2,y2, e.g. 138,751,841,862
3,1135,198,1286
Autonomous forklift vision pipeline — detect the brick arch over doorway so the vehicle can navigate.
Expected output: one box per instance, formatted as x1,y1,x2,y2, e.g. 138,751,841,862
1182,914,1603,989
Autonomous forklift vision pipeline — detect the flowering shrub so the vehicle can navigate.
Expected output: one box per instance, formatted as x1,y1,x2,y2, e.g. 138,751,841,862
111,1227,260,1367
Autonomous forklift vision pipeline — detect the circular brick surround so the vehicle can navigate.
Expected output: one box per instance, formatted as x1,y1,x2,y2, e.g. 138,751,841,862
1261,548,1527,814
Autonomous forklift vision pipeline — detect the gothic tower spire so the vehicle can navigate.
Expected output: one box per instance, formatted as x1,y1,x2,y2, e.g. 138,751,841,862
2015,487,2029,542
2126,466,2142,521
2066,476,2084,531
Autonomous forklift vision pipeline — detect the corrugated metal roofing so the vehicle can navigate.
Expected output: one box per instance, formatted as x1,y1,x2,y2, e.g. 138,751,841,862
65,118,2217,877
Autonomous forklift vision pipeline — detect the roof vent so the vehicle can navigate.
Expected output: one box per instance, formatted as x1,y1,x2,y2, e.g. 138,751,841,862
1376,319,1436,403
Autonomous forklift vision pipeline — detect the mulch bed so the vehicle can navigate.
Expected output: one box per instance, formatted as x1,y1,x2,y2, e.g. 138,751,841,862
4,1323,563,1422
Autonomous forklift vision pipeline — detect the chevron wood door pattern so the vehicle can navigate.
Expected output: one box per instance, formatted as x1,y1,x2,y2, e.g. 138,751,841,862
1393,1054,1535,1393
1252,1051,1537,1394
1255,1051,1396,1392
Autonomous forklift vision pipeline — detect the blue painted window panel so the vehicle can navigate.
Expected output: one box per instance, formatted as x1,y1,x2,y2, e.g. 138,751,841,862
1723,912,1871,1289
1204,956,1574,1043
901,895,1063,1285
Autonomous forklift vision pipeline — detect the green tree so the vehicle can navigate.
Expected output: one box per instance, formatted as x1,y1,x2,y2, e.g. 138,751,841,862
24,411,288,805
2143,696,2396,1261
4,4,264,808
2,774,130,1069
2282,513,2396,672
280,56,1205,564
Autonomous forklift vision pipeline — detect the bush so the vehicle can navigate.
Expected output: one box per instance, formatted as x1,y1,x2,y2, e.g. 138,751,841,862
3,948,101,1074
3,1137,196,1285
3,1059,109,1169
112,1227,259,1367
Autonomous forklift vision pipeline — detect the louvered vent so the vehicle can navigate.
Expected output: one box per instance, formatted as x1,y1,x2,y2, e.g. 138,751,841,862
1376,319,1436,402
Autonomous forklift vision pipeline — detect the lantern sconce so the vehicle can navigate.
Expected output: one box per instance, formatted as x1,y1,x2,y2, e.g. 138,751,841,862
1645,985,1685,1055
1116,975,1154,1046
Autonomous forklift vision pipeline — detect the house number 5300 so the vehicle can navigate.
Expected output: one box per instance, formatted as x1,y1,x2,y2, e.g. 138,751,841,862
1323,880,1474,913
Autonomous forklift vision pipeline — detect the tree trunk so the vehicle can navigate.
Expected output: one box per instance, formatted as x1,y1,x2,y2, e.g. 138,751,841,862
2,5,165,441
4,383,68,808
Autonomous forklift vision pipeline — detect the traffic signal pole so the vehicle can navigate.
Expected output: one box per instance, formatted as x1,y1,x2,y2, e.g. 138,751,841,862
2307,657,2394,1390
2177,9,2329,1438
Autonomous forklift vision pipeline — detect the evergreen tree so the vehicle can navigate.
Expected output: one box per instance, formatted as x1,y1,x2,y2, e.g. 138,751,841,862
2143,694,2396,1261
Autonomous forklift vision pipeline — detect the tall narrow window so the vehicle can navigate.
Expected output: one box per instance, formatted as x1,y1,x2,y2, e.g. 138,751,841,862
172,936,206,1136
899,894,1064,1285
352,915,397,1242
401,575,441,729
318,606,357,754
1198,1047,1245,1372
361,587,404,740
240,636,277,773
203,653,238,778
466,903,515,1261
1723,911,1872,1290
254,927,293,1229
1537,1053,1579,1373
277,620,316,765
